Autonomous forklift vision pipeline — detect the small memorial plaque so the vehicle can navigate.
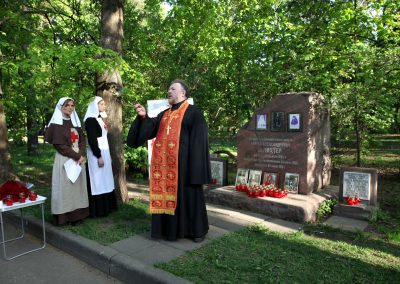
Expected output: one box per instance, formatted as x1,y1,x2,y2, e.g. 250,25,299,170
248,170,262,186
339,167,378,205
256,114,267,130
210,157,227,186
342,171,371,200
284,173,299,193
271,111,285,131
288,113,301,131
235,168,249,185
262,172,279,187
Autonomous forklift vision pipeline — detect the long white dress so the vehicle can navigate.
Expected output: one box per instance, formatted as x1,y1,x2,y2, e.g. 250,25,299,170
87,117,114,195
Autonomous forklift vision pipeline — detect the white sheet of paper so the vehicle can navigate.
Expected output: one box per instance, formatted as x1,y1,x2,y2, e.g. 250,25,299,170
64,159,82,183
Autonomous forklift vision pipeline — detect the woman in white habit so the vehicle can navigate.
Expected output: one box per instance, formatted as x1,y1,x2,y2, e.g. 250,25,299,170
84,96,117,217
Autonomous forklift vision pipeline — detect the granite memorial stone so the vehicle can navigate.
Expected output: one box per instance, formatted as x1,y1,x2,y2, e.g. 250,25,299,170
237,92,331,194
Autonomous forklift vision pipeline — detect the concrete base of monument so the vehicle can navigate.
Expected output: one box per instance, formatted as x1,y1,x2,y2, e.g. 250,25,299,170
333,203,376,221
204,185,339,223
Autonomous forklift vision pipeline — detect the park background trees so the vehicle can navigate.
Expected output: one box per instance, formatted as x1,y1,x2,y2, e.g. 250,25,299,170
1,0,398,185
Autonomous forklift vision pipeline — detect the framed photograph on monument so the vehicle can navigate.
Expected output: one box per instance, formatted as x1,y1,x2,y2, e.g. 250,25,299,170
287,113,302,132
271,111,285,131
248,170,262,186
284,173,300,193
256,114,267,130
235,168,249,185
262,172,279,188
210,157,228,186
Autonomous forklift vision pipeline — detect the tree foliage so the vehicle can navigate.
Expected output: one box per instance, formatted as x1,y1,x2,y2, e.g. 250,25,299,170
1,0,399,168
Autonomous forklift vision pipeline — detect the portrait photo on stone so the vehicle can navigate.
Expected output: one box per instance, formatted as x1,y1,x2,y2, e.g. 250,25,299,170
284,172,300,193
248,170,262,186
235,168,250,185
256,114,267,130
262,172,279,188
287,113,302,131
271,111,285,131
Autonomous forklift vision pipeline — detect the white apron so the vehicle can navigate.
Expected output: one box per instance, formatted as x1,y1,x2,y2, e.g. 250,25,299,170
52,129,89,215
87,118,115,195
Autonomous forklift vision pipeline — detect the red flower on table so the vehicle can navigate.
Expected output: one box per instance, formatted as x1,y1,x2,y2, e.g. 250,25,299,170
0,181,31,202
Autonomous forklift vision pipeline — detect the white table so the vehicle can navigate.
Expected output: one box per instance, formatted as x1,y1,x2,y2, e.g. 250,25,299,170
0,195,47,260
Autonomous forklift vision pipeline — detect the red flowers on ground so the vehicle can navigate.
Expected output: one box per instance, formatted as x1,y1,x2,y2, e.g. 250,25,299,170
345,196,360,205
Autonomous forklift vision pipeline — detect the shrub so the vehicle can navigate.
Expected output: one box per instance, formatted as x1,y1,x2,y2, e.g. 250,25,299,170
124,146,148,179
316,198,338,221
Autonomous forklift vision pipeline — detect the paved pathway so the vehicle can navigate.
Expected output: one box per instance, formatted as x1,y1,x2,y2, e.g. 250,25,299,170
0,221,122,284
0,182,365,284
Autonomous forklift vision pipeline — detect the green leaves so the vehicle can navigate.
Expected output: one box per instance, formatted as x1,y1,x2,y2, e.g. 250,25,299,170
1,0,398,158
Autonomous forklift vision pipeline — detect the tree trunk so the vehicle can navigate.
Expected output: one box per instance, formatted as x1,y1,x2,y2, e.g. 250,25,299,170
354,106,361,167
0,69,14,182
27,106,39,155
97,0,128,203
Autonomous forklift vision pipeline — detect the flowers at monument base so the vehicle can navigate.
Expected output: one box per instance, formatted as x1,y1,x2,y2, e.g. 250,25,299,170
0,180,35,206
235,183,248,193
247,185,261,198
236,184,288,199
263,185,288,198
345,196,360,206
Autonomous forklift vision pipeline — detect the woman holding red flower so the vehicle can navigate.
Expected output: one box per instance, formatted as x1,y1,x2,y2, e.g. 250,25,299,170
45,98,89,225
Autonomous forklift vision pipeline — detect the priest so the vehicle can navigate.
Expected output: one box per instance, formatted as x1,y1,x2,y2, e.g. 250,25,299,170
127,79,211,242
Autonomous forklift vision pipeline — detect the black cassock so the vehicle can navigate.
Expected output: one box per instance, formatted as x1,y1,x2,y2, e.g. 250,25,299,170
127,100,211,241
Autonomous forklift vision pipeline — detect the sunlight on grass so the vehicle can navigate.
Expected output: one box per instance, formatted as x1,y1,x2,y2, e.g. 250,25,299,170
388,229,400,243
157,225,400,283
7,137,400,282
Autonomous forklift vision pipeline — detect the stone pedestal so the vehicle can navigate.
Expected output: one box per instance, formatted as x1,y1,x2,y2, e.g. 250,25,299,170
237,92,331,194
333,203,374,221
204,185,338,223
333,167,379,221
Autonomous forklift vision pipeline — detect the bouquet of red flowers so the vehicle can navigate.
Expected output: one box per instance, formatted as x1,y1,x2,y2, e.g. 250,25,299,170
0,180,31,202
345,196,360,205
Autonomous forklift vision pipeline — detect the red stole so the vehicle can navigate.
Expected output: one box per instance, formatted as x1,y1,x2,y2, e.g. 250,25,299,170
149,101,189,215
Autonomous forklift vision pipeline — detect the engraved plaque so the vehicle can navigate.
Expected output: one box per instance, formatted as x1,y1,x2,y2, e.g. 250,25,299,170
342,171,371,200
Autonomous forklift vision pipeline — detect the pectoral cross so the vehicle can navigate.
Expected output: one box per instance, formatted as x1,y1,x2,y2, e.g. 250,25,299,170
166,112,177,135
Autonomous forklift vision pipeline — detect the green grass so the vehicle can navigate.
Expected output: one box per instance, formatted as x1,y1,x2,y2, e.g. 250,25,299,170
331,134,399,174
66,198,150,245
156,135,400,282
8,142,151,244
157,225,400,283
6,136,400,282
332,149,399,175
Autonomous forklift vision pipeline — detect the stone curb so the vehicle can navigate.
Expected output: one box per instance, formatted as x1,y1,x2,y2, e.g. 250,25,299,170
12,214,190,284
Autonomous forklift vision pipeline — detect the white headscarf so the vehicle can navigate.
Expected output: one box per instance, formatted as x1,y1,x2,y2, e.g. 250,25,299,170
48,97,82,127
83,96,107,122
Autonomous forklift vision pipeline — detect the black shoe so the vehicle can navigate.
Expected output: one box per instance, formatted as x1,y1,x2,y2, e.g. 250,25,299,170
193,236,205,243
